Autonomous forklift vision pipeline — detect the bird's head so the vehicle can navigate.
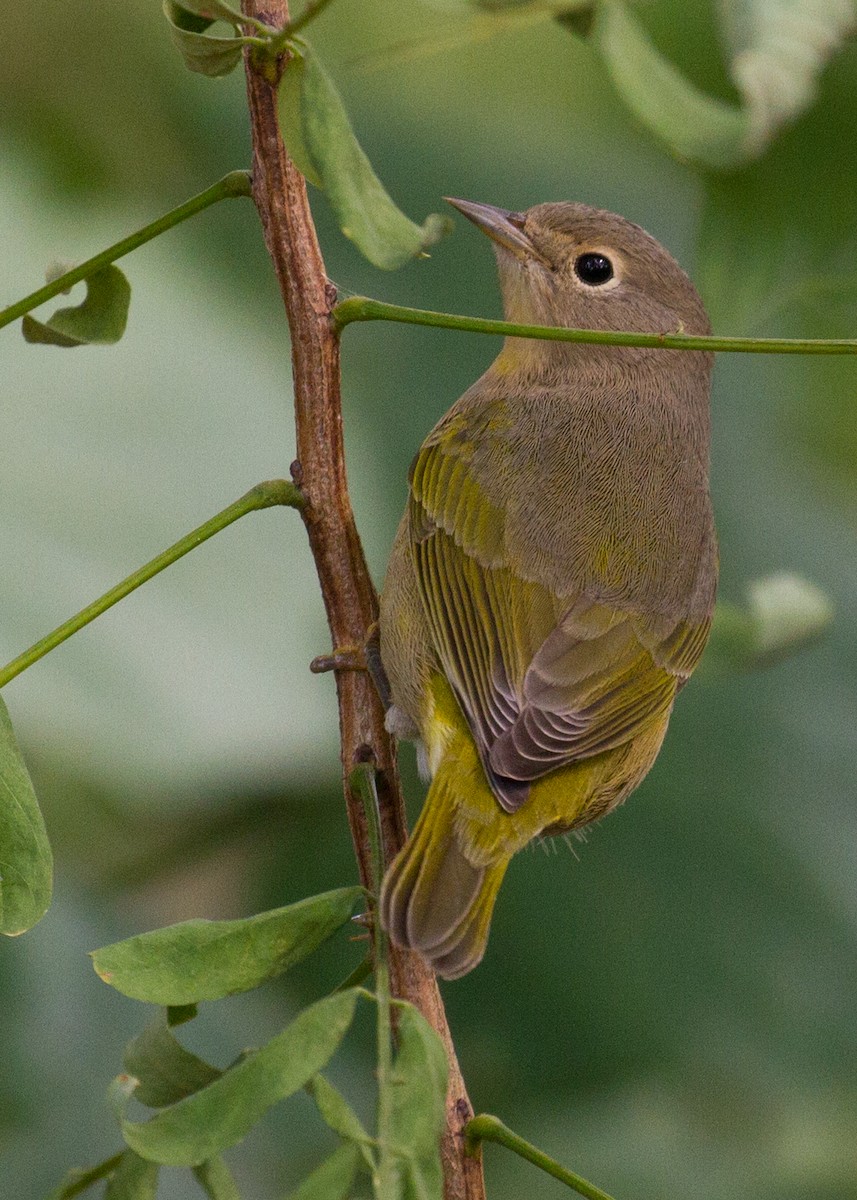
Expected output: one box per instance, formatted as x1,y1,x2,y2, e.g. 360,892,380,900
446,198,710,343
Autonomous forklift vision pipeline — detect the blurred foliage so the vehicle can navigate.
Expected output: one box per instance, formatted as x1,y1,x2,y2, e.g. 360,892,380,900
1,1,857,1198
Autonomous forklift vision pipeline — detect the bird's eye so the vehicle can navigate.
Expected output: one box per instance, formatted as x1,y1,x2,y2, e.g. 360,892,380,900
574,252,614,286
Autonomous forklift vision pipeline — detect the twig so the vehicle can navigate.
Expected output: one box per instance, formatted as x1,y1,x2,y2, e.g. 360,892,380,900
0,172,251,332
239,9,485,1198
465,1115,617,1200
0,480,301,689
334,295,857,355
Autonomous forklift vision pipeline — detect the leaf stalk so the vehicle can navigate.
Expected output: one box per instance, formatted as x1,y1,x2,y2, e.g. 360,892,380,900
0,172,252,332
0,480,302,689
333,295,857,355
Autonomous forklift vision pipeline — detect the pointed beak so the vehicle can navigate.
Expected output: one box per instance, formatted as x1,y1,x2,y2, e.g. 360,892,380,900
445,197,548,265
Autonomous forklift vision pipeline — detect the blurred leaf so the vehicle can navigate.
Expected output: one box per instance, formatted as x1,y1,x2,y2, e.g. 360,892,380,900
124,1012,222,1107
170,0,246,25
580,0,855,168
746,572,833,666
192,1156,242,1200
43,1154,125,1200
91,886,363,1003
0,693,52,935
704,575,832,673
287,1144,360,1200
306,1074,375,1166
168,1003,200,1027
589,0,748,168
121,989,359,1166
21,265,130,347
386,1001,448,1196
277,41,453,268
104,1151,159,1200
162,1,245,76
718,0,856,158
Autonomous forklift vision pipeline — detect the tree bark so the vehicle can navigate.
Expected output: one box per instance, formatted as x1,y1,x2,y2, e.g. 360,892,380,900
240,8,485,1197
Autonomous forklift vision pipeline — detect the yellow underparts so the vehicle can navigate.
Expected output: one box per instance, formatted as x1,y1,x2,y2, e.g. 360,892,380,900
380,671,668,978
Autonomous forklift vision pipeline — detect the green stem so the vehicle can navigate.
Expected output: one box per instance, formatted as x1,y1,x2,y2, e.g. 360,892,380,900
0,479,302,689
267,0,337,52
350,763,397,1199
48,1152,126,1199
0,171,252,331
464,1115,616,1200
333,296,857,356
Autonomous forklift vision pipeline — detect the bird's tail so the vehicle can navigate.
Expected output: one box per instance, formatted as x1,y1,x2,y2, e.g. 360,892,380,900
380,752,509,980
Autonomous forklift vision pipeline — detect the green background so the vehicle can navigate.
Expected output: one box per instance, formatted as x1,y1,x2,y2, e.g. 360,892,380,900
1,1,856,1196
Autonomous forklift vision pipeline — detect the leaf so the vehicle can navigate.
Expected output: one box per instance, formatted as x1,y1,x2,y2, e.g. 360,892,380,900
104,1151,159,1200
589,0,749,169
703,576,833,674
121,989,359,1166
21,265,130,347
287,1144,360,1200
719,0,856,158
277,42,453,269
0,693,52,935
306,1074,375,1167
169,0,246,25
386,1002,448,1198
91,886,363,1003
746,574,833,667
162,0,245,77
192,1156,242,1200
124,1012,222,1107
582,0,856,169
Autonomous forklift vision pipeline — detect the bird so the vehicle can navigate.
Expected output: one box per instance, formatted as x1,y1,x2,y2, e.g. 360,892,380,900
377,197,717,979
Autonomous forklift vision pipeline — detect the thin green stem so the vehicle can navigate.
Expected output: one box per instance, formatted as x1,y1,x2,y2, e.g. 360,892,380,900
333,295,857,356
350,763,397,1199
464,1115,616,1200
0,171,252,332
267,0,337,52
0,479,302,689
48,1152,126,1200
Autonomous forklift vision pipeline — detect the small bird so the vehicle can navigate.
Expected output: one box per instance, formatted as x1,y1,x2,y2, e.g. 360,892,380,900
378,198,717,979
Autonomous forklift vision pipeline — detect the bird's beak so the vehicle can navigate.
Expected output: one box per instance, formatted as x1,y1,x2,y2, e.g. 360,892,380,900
445,197,549,265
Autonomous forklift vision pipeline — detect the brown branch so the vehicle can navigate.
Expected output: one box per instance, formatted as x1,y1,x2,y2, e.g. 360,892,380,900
239,7,485,1197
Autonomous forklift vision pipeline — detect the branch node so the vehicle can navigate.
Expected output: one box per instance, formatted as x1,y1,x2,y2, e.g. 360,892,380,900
309,644,367,674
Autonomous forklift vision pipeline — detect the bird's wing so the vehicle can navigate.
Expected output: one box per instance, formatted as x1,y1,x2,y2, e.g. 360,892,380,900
410,438,711,812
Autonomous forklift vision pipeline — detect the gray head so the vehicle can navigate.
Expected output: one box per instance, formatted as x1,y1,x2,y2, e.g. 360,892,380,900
446,198,710,338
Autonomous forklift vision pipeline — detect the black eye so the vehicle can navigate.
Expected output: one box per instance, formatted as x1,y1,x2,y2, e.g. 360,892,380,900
574,252,614,286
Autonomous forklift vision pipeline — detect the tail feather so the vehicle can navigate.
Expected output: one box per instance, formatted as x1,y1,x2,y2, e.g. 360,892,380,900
380,763,509,979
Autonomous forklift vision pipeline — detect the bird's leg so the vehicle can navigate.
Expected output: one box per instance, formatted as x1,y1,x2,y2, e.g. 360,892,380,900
309,622,393,710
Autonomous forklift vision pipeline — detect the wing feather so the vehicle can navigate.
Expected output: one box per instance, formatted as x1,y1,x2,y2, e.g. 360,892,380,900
409,439,710,811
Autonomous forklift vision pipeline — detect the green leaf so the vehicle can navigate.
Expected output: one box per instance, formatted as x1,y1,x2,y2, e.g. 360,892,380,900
745,574,833,668
169,0,246,25
277,42,452,269
192,1156,242,1200
91,886,363,1003
121,989,359,1166
306,1074,375,1167
704,576,833,674
104,1151,159,1200
162,0,245,76
21,265,130,347
0,693,52,935
287,1144,360,1200
387,1002,448,1198
590,0,749,169
584,0,855,169
124,1012,222,1107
